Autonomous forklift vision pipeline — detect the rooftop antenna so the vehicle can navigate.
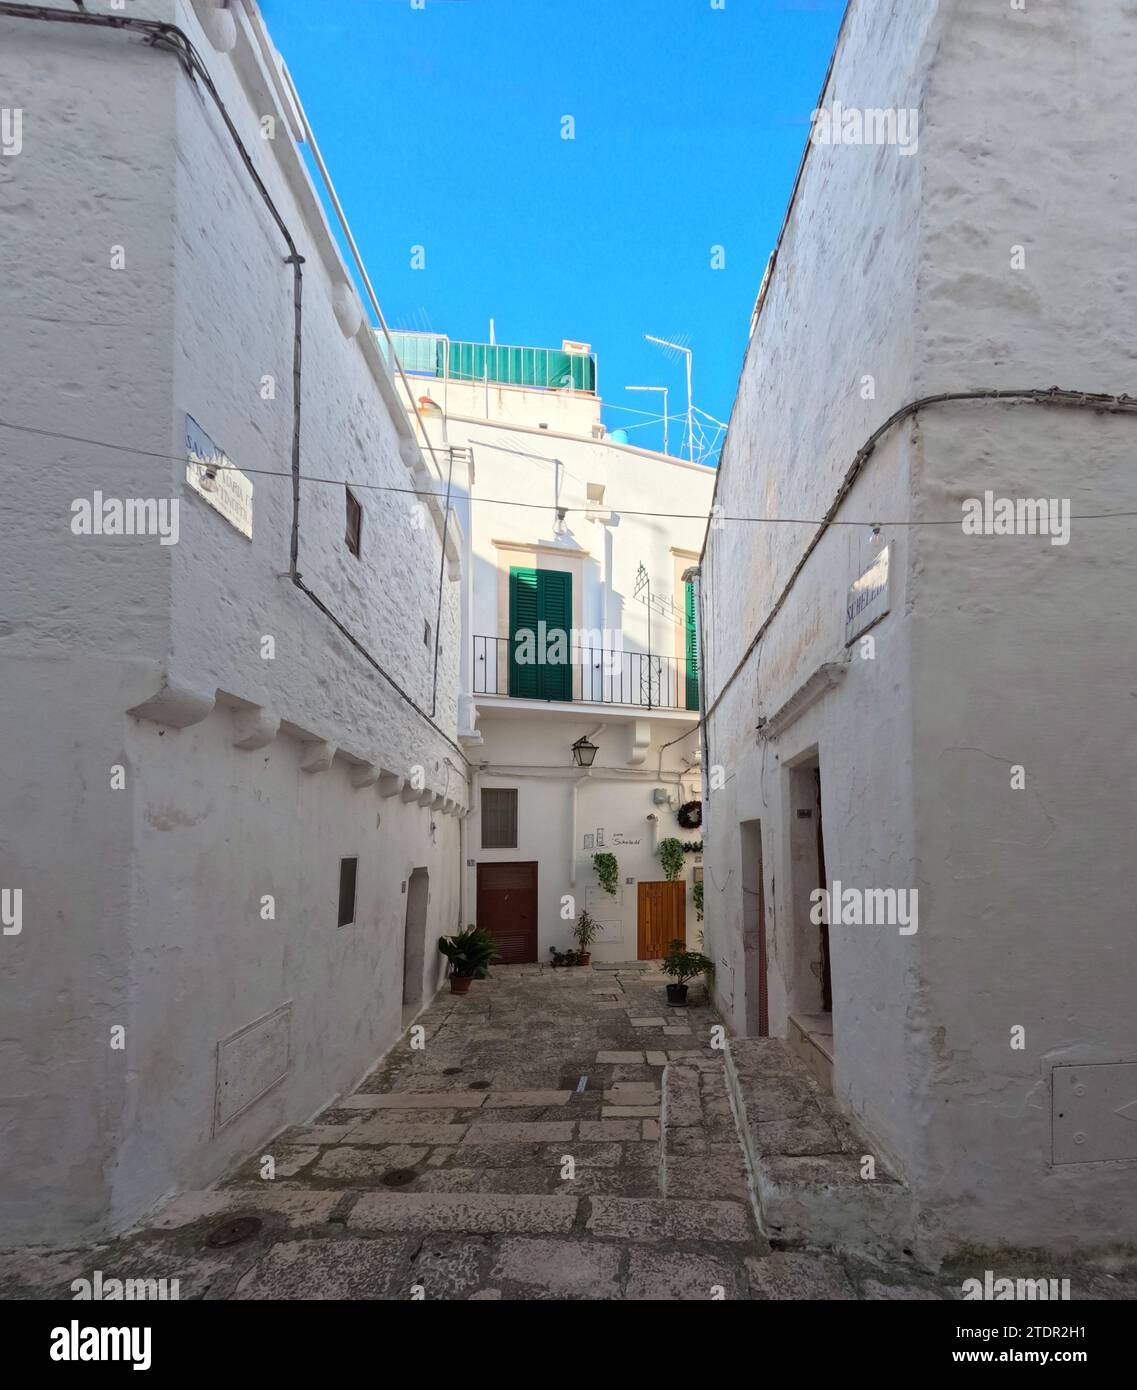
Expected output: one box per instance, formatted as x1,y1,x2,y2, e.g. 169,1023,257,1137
625,385,669,456
645,334,693,463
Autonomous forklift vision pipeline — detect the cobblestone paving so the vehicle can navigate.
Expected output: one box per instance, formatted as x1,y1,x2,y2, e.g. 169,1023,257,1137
6,964,1137,1301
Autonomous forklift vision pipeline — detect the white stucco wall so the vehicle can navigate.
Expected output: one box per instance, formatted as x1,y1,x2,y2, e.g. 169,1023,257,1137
702,0,1137,1257
0,0,465,1243
472,711,703,961
412,374,602,440
442,403,713,962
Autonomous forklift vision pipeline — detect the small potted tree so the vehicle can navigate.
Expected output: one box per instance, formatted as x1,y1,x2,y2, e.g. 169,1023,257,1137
661,938,712,1007
572,909,602,966
438,925,499,994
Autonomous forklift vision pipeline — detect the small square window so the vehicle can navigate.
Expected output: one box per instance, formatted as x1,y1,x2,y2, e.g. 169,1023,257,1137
481,788,518,849
338,856,358,926
345,487,362,557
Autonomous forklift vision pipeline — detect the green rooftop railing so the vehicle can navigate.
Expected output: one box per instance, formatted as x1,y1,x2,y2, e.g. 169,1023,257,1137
386,332,596,394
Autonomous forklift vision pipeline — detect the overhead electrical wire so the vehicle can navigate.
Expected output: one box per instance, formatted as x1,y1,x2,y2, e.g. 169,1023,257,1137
3,413,1134,529
0,0,469,768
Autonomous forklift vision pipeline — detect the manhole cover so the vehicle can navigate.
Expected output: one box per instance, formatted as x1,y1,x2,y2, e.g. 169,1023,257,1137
468,1081,491,1091
204,1215,262,1248
381,1168,418,1187
442,1067,462,1075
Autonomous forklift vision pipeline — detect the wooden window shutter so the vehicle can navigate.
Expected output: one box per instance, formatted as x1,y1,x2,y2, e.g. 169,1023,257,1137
685,580,699,710
481,788,518,848
509,567,540,697
537,569,572,702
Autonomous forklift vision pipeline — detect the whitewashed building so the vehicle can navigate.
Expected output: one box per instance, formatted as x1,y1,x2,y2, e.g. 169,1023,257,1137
0,0,466,1244
391,332,716,965
701,0,1137,1259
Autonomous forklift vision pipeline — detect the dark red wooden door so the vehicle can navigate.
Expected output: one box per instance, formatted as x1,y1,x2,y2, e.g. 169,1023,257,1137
476,861,538,964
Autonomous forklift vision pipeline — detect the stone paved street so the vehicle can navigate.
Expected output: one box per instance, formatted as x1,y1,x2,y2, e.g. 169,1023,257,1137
5,964,1132,1301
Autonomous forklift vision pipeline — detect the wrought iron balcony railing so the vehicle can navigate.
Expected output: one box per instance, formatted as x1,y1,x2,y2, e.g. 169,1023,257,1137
473,635,697,712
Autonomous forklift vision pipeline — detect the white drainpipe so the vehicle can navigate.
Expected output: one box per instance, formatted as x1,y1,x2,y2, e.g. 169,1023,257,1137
569,723,606,889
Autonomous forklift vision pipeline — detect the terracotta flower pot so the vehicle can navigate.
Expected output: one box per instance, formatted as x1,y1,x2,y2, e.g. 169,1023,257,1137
579,952,591,966
450,975,472,995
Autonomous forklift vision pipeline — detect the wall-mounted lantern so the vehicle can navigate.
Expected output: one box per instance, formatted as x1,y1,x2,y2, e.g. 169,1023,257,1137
571,735,598,767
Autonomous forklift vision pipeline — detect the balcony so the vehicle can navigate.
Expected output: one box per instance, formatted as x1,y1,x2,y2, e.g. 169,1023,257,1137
473,635,698,712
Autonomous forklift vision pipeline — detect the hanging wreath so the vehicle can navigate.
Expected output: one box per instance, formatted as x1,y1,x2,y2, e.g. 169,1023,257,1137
677,800,702,830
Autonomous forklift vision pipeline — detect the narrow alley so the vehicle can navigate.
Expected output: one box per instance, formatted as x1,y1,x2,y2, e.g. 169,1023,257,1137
2,965,979,1302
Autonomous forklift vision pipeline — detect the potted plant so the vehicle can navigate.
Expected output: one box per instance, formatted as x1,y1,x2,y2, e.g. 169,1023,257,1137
548,945,581,968
438,925,499,994
661,938,712,1007
658,837,685,882
572,909,602,966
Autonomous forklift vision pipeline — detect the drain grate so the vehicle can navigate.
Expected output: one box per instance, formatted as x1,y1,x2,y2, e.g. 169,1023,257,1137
442,1067,462,1076
381,1168,418,1187
468,1080,491,1091
204,1215,262,1248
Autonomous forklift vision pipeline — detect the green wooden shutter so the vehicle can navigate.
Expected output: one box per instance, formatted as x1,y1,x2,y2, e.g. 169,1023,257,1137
509,567,539,697
685,580,700,710
537,569,572,702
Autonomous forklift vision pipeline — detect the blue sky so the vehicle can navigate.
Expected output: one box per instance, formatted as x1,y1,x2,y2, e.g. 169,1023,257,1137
261,0,845,461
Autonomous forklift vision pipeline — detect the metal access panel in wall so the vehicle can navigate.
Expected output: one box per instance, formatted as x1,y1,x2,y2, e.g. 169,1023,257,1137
215,1003,292,1131
1052,1063,1137,1164
586,884,622,929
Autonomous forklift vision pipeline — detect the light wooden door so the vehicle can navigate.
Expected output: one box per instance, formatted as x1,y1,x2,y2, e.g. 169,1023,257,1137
637,881,685,960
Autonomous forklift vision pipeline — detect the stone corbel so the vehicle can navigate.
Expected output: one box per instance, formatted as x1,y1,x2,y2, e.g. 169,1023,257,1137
300,740,336,774
128,680,215,730
626,719,651,767
379,772,405,799
350,762,380,789
232,707,280,751
401,781,423,803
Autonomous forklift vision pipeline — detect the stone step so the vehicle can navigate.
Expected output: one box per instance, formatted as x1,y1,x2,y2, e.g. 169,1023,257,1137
348,1192,579,1235
660,1064,751,1201
723,1037,913,1260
